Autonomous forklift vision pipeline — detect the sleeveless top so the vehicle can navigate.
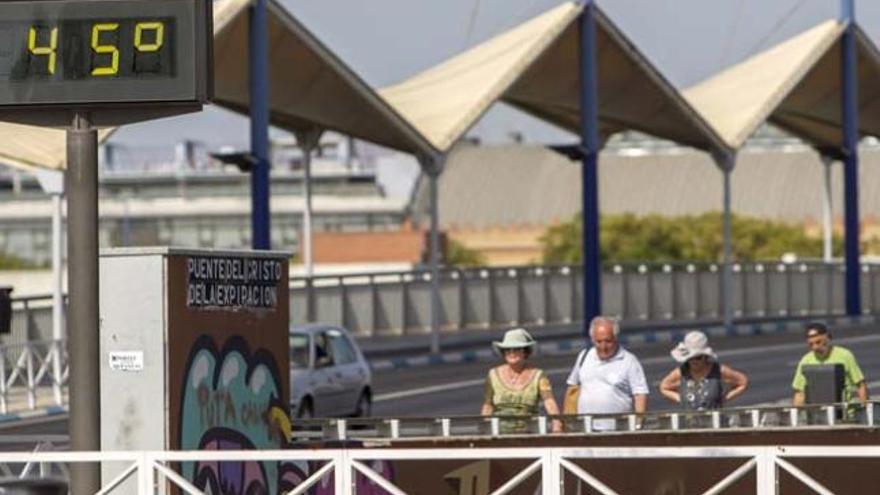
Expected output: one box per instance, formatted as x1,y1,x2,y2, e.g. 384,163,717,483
679,361,723,410
484,367,552,433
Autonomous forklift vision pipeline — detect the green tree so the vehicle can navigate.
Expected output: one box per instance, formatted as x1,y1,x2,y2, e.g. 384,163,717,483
541,212,842,263
0,252,41,270
446,239,487,267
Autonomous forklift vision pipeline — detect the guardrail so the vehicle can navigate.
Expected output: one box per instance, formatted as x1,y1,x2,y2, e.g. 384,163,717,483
2,445,879,494
291,402,877,441
7,261,880,343
292,261,880,337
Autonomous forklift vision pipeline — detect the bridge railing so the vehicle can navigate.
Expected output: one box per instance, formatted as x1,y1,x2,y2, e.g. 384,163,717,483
292,261,880,337
1,445,878,494
290,401,877,441
6,261,879,343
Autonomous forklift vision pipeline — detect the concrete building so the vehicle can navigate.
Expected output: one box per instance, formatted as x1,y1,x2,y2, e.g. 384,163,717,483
411,132,880,265
0,136,409,267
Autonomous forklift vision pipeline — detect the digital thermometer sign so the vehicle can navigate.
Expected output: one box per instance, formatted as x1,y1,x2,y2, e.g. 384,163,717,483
0,0,212,126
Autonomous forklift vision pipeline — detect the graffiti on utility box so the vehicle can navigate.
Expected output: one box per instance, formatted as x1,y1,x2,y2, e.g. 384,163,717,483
168,253,290,494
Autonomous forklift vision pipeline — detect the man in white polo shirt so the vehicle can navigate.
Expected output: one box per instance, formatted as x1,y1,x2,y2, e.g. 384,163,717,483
566,316,648,429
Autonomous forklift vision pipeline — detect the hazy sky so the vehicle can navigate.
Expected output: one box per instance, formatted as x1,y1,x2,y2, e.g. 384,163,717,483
110,0,880,149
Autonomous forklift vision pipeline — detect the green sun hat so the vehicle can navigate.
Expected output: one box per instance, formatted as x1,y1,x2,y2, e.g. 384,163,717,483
492,328,536,355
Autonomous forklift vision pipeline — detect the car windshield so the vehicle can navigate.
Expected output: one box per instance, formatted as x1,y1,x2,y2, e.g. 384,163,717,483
289,334,309,368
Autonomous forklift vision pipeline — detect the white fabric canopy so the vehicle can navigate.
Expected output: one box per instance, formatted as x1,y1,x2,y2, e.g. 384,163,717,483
685,20,880,151
0,0,436,172
381,1,727,155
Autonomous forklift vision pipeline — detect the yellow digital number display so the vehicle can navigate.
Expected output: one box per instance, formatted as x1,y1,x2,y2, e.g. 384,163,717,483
135,22,164,53
91,23,120,76
27,26,58,75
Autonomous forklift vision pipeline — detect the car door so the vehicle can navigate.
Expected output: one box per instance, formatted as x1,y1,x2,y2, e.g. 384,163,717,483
325,328,365,415
288,332,311,415
310,331,343,417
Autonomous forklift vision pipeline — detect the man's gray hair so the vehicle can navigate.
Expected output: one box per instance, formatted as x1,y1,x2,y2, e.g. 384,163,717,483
588,316,620,339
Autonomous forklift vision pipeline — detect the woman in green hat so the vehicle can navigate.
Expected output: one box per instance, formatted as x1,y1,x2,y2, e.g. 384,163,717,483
481,328,562,433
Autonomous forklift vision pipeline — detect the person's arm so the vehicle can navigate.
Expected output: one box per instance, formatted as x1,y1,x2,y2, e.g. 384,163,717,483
481,371,495,416
658,368,682,403
792,360,806,406
633,394,648,415
628,357,650,415
720,364,749,403
844,350,867,404
857,381,869,404
538,373,563,433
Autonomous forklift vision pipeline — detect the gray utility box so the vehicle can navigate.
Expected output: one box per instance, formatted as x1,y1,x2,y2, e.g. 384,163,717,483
100,247,290,493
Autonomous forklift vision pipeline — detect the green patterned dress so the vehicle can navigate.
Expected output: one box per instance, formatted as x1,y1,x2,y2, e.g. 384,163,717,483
484,366,553,433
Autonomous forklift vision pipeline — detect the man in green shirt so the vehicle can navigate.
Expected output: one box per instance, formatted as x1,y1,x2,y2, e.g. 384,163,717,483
792,322,868,406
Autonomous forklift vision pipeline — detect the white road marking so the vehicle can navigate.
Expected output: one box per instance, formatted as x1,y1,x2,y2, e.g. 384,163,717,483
374,378,487,402
374,334,880,403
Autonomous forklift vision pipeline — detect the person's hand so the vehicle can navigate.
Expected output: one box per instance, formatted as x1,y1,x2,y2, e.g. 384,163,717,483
551,419,563,433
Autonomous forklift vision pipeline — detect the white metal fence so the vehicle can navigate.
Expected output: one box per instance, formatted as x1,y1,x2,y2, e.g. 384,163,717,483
0,339,67,414
2,445,878,494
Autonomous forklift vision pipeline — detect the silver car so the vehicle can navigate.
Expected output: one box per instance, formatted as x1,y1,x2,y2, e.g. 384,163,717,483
289,324,372,418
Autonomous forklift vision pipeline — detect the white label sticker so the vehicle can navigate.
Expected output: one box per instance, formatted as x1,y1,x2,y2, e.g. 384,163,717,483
109,351,144,372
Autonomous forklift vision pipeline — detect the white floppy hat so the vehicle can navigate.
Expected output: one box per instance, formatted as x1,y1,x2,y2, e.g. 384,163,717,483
492,328,536,354
670,331,717,363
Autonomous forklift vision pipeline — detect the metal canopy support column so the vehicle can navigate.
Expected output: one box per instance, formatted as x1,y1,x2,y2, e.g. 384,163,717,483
419,155,445,355
249,0,271,250
66,113,100,495
295,130,323,279
820,155,835,262
841,0,861,315
715,153,736,331
579,1,601,332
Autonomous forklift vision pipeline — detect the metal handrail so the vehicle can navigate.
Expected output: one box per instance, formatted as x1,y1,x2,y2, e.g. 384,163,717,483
289,401,879,442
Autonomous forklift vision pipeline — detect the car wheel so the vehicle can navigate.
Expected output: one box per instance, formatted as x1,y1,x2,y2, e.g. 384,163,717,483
354,391,371,417
297,397,313,419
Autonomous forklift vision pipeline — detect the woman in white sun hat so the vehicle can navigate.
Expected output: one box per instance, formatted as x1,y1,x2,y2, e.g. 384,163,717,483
659,331,749,410
481,328,562,433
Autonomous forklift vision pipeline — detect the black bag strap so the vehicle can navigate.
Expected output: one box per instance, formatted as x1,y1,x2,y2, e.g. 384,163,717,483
575,348,588,370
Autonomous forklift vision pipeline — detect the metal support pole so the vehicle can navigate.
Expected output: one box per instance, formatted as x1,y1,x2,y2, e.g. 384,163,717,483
296,130,322,278
249,0,271,250
35,169,65,405
417,154,445,353
841,2,861,315
821,155,834,263
428,170,441,354
715,154,736,331
303,148,313,276
579,2,601,333
51,192,64,405
66,113,100,495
